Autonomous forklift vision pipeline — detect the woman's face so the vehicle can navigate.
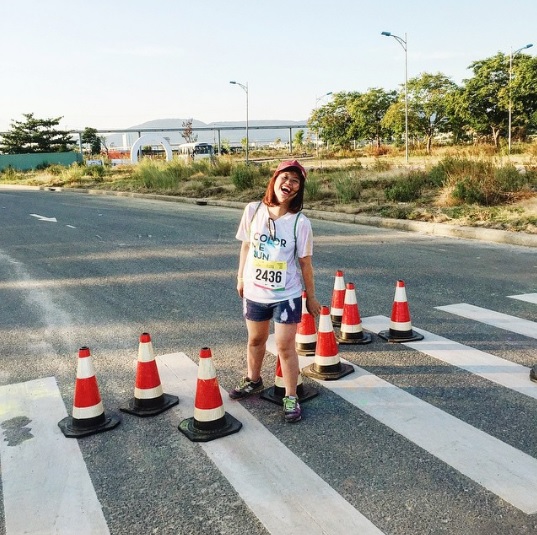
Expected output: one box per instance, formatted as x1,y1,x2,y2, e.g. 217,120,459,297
274,170,301,204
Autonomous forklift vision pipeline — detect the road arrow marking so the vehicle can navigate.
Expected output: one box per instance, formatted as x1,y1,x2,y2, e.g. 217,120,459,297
30,213,57,222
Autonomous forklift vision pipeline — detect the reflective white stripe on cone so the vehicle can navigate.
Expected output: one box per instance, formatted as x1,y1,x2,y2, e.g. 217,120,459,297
296,290,317,356
179,347,242,442
330,270,346,326
378,280,424,343
121,333,178,417
337,283,372,344
58,346,120,438
302,306,354,380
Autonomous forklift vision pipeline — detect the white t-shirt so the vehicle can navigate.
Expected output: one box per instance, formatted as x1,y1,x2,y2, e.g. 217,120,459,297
236,202,314,303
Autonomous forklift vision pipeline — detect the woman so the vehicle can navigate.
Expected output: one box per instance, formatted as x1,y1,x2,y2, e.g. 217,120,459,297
229,160,322,423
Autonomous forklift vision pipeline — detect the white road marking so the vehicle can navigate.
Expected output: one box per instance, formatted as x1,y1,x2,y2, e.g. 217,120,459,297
29,213,57,222
362,315,537,399
0,377,110,534
157,353,385,535
436,303,537,339
508,293,537,305
266,331,537,515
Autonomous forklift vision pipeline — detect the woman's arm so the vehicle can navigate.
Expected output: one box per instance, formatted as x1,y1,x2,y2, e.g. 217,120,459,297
237,241,250,298
298,255,322,316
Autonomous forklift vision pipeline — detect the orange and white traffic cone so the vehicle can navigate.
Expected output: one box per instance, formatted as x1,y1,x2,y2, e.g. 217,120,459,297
121,333,179,417
261,355,318,405
302,306,354,380
179,347,242,442
378,280,424,342
337,283,372,344
296,290,317,356
330,270,346,326
58,346,121,438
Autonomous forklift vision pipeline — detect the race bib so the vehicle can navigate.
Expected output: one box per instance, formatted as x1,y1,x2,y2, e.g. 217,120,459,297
252,259,287,290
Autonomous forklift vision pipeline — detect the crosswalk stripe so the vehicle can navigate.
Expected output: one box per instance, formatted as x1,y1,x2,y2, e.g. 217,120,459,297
362,315,537,400
436,303,537,339
267,329,537,515
0,377,110,535
157,353,386,535
508,293,537,305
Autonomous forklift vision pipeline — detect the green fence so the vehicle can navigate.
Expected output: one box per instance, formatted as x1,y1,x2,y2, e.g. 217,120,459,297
0,152,82,171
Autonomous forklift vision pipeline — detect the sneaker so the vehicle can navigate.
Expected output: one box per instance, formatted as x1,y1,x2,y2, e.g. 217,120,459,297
530,365,537,383
283,396,302,423
229,377,264,399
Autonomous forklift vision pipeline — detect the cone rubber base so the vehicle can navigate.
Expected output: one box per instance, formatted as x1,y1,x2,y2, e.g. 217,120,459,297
120,393,179,417
260,384,319,405
337,332,373,345
530,365,537,383
178,412,242,442
302,362,354,381
58,412,121,438
296,345,316,356
378,330,424,343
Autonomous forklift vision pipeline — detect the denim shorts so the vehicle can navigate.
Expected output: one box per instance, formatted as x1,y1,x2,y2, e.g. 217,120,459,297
243,297,302,324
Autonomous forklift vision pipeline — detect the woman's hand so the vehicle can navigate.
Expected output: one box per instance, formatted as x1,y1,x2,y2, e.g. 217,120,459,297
306,296,322,317
237,278,244,298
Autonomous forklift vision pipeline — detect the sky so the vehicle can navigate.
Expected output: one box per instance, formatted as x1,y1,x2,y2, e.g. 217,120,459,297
2,0,536,132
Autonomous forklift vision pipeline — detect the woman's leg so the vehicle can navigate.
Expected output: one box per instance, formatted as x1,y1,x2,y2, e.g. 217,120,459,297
245,319,270,381
274,322,299,397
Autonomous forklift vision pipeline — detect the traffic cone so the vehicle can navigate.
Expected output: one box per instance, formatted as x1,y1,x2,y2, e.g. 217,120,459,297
296,290,317,356
302,306,354,380
261,355,318,405
120,333,179,417
378,280,424,343
337,283,372,344
330,270,346,326
58,347,121,438
179,347,242,442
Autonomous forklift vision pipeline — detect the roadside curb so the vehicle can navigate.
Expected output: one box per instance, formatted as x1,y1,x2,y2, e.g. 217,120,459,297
4,184,537,248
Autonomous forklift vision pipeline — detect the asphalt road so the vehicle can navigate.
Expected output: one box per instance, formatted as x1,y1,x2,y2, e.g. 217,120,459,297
0,189,536,535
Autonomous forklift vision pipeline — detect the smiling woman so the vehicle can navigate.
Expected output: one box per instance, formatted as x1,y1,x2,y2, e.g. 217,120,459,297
230,159,322,424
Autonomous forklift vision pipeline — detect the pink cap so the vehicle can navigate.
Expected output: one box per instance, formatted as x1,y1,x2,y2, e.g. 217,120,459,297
275,159,307,179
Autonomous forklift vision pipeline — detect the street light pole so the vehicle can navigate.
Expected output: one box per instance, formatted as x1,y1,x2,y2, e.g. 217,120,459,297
230,80,249,164
315,91,333,158
381,31,409,164
508,43,533,155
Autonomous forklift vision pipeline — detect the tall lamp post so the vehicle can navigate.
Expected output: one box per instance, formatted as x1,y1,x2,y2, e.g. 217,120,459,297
315,91,332,157
381,31,409,163
230,80,249,164
508,43,533,155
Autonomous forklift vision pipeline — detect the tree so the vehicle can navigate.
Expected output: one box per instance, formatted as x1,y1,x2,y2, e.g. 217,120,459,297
308,92,359,148
181,118,198,143
293,129,305,150
347,88,396,148
0,113,73,154
81,127,102,155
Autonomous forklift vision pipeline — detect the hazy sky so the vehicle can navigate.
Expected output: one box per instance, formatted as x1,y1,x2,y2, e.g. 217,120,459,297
2,0,536,131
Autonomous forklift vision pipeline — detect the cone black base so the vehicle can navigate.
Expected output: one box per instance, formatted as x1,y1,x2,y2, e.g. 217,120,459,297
296,344,316,356
260,383,319,405
58,412,121,438
178,412,242,442
378,329,424,343
302,362,354,381
337,332,373,345
120,393,179,417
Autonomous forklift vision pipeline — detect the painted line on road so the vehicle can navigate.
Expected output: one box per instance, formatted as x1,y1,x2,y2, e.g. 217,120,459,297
508,293,537,305
267,327,537,515
362,315,537,400
0,377,109,535
157,352,385,535
436,303,537,339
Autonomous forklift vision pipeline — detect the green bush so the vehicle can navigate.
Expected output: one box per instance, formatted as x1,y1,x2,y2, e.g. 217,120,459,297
333,173,362,203
305,174,322,201
231,164,258,191
385,173,426,202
